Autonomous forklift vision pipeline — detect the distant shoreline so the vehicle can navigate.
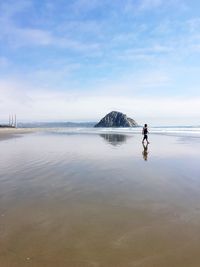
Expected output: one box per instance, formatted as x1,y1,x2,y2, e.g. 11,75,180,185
0,125,16,128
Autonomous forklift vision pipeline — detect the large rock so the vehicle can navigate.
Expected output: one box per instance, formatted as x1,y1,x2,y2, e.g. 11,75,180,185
94,111,138,127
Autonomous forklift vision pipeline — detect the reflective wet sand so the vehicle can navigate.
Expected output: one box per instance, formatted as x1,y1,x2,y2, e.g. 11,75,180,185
0,131,200,267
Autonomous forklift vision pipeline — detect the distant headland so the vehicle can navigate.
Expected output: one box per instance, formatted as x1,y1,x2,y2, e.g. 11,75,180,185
95,111,138,127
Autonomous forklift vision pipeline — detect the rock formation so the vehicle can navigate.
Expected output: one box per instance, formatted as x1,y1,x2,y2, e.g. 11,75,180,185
94,111,138,127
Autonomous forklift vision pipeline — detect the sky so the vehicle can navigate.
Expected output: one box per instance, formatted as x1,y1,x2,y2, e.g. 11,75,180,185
0,0,200,125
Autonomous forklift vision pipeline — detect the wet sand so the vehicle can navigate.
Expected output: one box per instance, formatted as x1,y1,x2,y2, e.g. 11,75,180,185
0,131,200,266
0,128,34,141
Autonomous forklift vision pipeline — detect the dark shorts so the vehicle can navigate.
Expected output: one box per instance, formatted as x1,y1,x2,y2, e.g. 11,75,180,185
143,134,148,140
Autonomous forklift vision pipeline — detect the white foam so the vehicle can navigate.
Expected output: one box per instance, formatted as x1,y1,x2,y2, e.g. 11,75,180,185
48,126,200,138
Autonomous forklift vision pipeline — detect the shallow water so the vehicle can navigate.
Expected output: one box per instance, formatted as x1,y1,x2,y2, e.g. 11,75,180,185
0,131,200,267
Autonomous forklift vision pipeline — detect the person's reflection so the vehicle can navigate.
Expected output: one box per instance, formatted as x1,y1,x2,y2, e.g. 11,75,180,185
142,143,149,161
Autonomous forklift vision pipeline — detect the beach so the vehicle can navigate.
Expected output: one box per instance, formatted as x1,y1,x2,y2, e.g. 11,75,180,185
0,129,200,267
0,128,34,141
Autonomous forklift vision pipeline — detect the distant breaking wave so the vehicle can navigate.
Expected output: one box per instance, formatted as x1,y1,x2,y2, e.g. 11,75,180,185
35,126,200,138
18,122,200,137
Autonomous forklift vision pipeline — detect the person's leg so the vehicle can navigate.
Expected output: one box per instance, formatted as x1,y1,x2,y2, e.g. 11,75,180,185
144,134,149,144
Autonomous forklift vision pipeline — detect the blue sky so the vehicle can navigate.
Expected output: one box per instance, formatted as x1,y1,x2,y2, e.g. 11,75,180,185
0,0,200,125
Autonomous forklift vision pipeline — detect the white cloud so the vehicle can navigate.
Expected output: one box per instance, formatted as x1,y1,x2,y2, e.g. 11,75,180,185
124,0,187,15
114,44,174,63
0,57,10,67
92,69,171,96
71,0,104,14
139,0,163,11
0,78,199,125
0,1,53,47
0,0,101,52
0,18,101,51
0,0,32,18
14,28,53,46
186,18,200,33
124,0,163,14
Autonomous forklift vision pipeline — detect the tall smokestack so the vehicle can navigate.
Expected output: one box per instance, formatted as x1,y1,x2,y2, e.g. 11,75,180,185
15,114,17,128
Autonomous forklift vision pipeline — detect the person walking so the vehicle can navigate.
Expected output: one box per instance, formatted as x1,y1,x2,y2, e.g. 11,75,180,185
142,124,149,144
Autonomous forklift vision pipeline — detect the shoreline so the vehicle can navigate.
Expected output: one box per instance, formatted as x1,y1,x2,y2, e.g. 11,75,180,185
0,128,34,141
1,127,200,142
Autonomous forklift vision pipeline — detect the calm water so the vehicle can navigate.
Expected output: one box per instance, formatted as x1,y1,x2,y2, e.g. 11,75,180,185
0,130,200,267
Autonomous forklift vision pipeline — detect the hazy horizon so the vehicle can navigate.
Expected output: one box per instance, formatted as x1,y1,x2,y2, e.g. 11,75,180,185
1,118,199,128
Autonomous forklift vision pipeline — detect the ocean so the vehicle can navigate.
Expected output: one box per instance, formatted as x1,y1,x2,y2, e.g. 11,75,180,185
18,125,200,138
